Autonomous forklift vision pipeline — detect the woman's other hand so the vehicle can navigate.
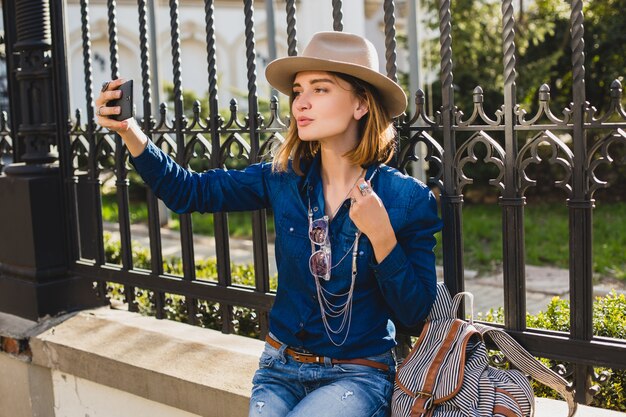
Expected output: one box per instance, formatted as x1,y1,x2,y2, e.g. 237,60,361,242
349,179,397,263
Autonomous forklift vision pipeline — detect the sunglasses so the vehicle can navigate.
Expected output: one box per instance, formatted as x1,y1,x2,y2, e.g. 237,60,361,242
309,215,332,281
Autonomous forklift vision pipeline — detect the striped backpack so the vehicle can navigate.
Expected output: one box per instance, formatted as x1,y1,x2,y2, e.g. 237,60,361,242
391,283,578,417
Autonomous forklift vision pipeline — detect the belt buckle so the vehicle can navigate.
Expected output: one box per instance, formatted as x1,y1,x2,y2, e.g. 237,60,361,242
293,352,323,363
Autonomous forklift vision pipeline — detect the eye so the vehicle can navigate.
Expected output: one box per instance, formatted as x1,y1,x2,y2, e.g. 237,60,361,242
292,90,301,97
314,87,327,93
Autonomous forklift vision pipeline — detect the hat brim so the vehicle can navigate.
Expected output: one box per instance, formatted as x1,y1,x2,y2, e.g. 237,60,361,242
265,56,407,118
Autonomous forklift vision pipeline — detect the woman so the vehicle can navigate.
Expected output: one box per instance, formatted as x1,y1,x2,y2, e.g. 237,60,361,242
96,31,441,417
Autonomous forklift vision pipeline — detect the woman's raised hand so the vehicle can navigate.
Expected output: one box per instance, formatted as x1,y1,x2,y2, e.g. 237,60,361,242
95,79,132,133
94,78,148,157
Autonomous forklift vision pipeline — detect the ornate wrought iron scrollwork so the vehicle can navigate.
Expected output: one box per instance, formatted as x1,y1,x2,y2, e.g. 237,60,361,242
95,134,117,172
383,0,398,83
586,80,626,125
454,131,506,194
258,133,285,163
553,362,575,379
0,111,13,172
154,133,178,159
219,133,251,167
406,89,438,127
588,369,612,397
264,96,287,130
332,0,344,31
223,99,246,130
515,84,571,126
154,103,175,131
186,100,208,131
488,350,509,369
244,112,265,131
398,131,444,189
516,130,574,196
587,129,626,197
69,110,90,173
456,87,503,127
182,134,212,167
70,134,90,173
285,0,298,57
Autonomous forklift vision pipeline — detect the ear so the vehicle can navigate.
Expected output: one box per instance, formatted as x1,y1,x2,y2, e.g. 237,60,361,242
353,99,369,121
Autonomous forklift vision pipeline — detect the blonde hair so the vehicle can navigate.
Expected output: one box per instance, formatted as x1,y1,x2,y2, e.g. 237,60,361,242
271,72,397,175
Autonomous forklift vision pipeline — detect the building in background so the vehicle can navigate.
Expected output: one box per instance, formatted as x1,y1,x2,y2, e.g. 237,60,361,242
64,0,428,119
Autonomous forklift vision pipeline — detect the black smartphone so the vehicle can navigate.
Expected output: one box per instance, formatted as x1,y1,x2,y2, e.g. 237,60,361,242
107,79,134,121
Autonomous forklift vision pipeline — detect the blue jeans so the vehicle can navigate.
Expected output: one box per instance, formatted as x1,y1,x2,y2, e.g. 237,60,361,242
248,340,396,417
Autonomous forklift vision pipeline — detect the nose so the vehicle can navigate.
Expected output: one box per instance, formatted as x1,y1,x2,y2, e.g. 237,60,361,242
294,92,311,111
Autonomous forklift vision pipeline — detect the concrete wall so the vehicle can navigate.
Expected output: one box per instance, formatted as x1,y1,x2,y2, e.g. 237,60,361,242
0,354,54,417
1,307,264,417
51,371,200,417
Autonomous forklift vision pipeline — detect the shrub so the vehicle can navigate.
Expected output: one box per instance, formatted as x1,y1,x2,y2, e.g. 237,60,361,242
102,233,276,338
478,294,626,411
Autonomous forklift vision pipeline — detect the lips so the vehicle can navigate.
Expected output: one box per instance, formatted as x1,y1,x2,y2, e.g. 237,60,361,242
296,117,313,127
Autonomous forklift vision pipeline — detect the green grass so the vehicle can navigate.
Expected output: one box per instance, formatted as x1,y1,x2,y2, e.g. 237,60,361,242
101,194,625,281
168,211,276,239
432,202,626,279
101,194,149,224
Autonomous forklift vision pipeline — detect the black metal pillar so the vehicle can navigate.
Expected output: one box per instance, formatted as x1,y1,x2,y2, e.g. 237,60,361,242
0,0,101,320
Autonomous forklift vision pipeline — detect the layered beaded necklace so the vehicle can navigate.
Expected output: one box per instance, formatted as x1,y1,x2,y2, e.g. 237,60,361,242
307,168,377,346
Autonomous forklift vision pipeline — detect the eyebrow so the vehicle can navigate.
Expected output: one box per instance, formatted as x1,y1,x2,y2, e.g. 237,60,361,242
292,78,336,88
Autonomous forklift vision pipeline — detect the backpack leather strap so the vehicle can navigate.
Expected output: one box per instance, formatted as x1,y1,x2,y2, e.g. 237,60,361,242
410,319,463,417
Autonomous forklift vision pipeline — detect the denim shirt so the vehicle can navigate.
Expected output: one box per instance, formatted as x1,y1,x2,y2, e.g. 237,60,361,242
131,141,442,359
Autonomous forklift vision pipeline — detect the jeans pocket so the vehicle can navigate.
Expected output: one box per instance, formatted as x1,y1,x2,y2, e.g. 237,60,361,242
259,351,275,369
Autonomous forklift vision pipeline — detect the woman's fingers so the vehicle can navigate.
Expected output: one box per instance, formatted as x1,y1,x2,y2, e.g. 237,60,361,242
102,78,126,93
98,116,130,132
95,78,130,132
95,78,125,106
95,89,122,107
96,104,120,117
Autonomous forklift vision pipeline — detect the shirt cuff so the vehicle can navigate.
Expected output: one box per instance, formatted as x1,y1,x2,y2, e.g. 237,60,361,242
370,242,407,282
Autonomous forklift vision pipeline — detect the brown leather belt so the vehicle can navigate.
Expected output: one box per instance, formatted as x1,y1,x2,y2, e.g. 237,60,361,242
265,335,390,372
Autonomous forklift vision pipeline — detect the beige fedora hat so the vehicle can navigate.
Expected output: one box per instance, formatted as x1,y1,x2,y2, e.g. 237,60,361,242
265,31,407,117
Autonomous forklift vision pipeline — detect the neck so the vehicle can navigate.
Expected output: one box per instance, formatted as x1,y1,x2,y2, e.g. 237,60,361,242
319,147,363,188
318,127,362,187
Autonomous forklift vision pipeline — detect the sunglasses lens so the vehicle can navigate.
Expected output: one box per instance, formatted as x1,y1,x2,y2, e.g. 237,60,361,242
309,251,330,278
309,219,328,245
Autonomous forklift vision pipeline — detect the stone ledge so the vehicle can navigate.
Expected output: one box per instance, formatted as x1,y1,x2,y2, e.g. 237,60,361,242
22,306,626,417
29,306,264,417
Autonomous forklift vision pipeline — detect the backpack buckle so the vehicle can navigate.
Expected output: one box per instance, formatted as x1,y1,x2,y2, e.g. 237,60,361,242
414,391,434,411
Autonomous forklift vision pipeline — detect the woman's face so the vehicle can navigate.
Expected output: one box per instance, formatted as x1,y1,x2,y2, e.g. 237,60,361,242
291,71,368,143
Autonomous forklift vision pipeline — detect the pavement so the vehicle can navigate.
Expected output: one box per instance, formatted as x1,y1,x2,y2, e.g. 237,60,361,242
104,221,626,315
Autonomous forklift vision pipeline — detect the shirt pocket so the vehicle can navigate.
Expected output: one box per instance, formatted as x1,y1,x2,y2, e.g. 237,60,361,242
276,209,310,260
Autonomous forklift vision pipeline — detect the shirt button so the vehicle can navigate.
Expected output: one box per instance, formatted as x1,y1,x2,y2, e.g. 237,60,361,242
313,207,318,212
308,185,313,191
299,322,304,327
359,251,364,256
289,227,294,232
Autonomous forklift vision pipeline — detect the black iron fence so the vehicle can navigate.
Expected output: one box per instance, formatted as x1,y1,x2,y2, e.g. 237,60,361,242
1,0,625,406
